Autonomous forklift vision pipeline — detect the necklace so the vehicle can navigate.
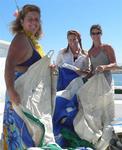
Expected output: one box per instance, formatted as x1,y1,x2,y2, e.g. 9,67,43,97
23,30,45,57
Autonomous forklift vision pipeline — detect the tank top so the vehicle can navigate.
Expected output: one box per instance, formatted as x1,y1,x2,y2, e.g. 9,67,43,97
90,49,112,85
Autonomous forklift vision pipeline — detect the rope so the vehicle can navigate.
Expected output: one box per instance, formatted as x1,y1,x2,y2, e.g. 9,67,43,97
14,0,19,11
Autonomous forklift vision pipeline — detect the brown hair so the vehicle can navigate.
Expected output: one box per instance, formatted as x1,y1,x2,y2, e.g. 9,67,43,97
89,24,102,50
63,30,85,54
90,24,102,36
11,4,42,39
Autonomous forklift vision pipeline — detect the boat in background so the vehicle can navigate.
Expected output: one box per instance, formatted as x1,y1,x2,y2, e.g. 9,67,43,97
0,40,10,141
0,40,10,100
0,40,10,57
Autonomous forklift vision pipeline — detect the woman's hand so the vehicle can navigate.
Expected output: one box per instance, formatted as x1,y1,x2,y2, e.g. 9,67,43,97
49,64,58,75
95,65,105,73
8,89,21,105
76,68,91,76
76,68,82,75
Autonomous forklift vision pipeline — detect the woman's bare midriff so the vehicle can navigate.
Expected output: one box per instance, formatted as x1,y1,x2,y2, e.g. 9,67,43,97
15,66,29,73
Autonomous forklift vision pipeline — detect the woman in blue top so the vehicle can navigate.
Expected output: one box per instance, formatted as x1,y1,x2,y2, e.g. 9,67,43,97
3,4,44,149
5,4,42,105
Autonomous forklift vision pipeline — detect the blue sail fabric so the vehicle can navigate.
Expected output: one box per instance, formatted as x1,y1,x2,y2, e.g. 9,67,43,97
57,67,79,91
53,67,94,149
53,95,78,147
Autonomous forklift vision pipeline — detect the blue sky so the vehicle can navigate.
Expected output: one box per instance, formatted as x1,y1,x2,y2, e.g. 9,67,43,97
0,0,122,64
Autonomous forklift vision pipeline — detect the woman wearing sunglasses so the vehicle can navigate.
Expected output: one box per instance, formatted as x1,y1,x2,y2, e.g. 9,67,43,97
79,24,117,149
88,24,117,85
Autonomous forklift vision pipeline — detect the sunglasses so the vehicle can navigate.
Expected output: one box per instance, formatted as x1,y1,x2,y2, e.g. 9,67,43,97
91,32,101,35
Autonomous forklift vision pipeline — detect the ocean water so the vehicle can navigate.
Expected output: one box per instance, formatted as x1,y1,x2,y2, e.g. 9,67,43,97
112,73,122,86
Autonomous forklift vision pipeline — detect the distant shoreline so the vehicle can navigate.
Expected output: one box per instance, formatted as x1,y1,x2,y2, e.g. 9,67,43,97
112,70,122,74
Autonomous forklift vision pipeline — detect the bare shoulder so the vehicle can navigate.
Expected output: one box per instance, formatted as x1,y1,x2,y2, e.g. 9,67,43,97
102,44,114,52
10,33,28,52
7,33,30,64
102,44,116,60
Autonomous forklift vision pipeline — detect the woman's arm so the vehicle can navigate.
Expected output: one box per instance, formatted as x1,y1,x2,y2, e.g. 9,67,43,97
5,34,29,105
96,45,117,72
